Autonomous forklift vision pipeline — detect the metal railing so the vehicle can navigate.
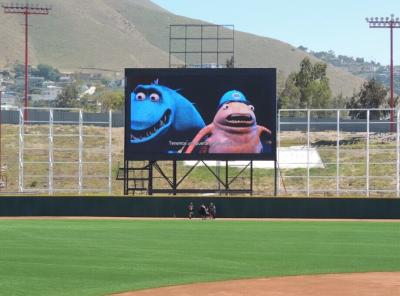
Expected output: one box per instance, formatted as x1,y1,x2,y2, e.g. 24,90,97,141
4,107,399,197
278,109,399,197
17,107,112,194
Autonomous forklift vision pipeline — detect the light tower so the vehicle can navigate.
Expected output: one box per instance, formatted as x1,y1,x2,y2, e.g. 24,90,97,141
2,2,52,121
366,14,400,131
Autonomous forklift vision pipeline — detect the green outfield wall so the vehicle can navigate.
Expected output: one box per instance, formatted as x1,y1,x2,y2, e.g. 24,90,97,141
0,196,399,219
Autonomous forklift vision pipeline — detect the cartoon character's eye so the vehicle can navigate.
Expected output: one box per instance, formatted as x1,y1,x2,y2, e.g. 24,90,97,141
222,104,229,110
136,92,146,100
249,105,255,111
150,93,160,102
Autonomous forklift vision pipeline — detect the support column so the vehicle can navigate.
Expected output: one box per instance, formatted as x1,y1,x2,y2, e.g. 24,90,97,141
78,109,83,194
397,110,399,197
366,110,370,197
336,110,340,196
307,110,310,197
18,108,24,192
390,26,394,132
48,109,53,194
24,10,29,122
173,160,177,195
108,110,112,195
277,109,281,195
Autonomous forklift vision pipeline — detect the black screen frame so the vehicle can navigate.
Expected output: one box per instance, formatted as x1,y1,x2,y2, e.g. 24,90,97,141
124,68,276,161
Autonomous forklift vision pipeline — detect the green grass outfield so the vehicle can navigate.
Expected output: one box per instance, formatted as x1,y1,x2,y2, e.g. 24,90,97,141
0,219,399,296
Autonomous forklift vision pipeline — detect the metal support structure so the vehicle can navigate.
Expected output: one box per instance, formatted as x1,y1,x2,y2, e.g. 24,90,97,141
276,110,281,196
279,108,399,197
336,110,340,196
172,160,177,195
390,26,394,131
397,109,400,197
2,3,51,122
225,161,229,192
108,110,112,194
123,159,128,195
251,161,254,196
366,110,370,197
18,107,111,194
169,24,235,68
119,25,246,195
366,15,400,131
78,109,83,194
148,161,153,196
216,160,221,193
0,90,2,187
168,25,172,68
48,109,54,194
18,108,24,192
133,160,253,195
306,110,310,197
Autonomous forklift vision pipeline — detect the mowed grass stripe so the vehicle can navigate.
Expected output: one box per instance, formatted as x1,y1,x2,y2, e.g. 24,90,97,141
0,220,399,296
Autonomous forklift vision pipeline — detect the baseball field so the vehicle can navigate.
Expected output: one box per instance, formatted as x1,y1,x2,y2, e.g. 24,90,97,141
0,218,399,296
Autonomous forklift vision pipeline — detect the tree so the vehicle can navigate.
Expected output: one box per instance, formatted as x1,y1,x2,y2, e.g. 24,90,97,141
55,83,80,108
99,90,124,112
279,57,332,109
13,63,33,77
279,73,300,109
297,45,308,52
33,64,61,81
346,79,388,119
332,93,348,109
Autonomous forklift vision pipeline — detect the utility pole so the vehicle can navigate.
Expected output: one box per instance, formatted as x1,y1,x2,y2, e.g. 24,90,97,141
2,3,52,122
366,14,400,132
0,89,2,188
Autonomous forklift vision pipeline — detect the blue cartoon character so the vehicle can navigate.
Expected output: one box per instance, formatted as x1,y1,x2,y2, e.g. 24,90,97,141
130,81,205,152
186,90,272,154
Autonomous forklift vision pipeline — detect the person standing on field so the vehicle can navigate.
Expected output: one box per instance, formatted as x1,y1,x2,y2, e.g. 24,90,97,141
199,203,207,220
188,202,194,219
209,202,216,219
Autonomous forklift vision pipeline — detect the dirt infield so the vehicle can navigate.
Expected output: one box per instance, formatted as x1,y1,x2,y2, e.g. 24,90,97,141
111,272,400,296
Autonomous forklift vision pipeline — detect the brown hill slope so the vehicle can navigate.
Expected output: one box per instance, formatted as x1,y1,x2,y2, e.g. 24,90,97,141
0,0,363,96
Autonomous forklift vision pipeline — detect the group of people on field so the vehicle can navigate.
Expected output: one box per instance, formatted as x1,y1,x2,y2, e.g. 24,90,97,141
188,202,216,220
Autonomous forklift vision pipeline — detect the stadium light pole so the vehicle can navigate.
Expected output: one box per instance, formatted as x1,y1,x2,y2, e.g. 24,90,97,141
366,15,400,131
2,3,52,122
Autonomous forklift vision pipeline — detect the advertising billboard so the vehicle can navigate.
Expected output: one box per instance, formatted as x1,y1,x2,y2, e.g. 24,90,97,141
125,68,276,160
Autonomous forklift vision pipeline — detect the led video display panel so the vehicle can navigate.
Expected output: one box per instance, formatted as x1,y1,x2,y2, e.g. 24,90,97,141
125,68,276,160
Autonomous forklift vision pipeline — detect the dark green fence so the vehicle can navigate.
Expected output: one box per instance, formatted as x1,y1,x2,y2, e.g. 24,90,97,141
0,196,399,219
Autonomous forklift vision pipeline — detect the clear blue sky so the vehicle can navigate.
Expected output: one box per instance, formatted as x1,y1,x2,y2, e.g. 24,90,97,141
153,0,400,65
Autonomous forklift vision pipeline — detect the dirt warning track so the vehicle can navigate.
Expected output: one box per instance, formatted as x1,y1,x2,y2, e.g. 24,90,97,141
111,272,400,296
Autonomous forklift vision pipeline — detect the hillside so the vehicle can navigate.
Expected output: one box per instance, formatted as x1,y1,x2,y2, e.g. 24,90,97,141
0,0,364,96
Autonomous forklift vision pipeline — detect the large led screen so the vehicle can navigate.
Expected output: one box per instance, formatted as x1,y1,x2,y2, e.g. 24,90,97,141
125,68,276,160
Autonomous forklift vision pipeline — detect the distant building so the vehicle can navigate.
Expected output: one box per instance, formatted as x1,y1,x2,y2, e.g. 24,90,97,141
30,85,63,102
108,79,124,89
57,75,74,87
16,76,45,89
75,72,103,83
1,91,18,106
